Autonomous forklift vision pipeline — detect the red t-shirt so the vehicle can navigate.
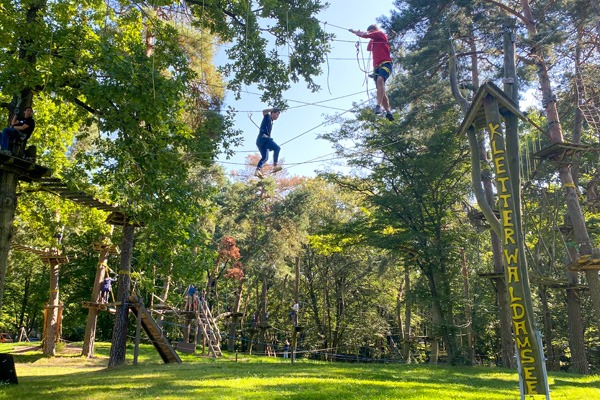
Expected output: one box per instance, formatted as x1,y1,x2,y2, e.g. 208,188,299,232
359,30,392,68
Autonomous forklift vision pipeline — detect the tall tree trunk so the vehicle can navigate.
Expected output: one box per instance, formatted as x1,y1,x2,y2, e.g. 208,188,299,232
562,218,590,374
538,286,557,371
402,268,412,361
430,304,440,364
423,266,459,364
461,250,474,364
108,224,135,368
291,257,300,363
0,171,19,315
43,257,61,356
18,266,32,329
228,282,244,352
257,273,269,354
82,242,112,357
565,277,589,374
0,0,42,316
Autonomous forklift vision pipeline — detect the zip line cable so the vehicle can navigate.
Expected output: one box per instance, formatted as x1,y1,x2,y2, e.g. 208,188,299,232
278,97,371,147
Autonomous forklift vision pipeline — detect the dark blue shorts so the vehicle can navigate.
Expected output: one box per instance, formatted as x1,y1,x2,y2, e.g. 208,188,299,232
372,62,392,82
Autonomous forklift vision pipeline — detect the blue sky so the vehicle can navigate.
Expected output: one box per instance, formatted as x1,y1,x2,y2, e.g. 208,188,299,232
214,0,397,178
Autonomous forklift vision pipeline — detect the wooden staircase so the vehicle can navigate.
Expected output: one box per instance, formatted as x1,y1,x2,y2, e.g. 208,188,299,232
129,296,181,364
197,300,222,357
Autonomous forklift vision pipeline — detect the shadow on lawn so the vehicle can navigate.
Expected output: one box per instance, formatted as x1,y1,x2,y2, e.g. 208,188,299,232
553,376,600,389
5,354,598,400
11,363,521,400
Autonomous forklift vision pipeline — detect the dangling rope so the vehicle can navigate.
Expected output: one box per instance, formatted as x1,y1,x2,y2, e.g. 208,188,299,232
355,40,371,97
355,41,369,73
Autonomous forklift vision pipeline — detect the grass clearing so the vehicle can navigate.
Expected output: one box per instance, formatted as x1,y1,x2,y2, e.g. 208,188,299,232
0,343,598,399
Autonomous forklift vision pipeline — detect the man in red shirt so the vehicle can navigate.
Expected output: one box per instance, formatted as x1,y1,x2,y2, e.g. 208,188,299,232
349,25,394,121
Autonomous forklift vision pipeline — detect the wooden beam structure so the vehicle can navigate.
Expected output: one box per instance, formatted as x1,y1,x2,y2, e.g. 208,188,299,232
0,152,51,182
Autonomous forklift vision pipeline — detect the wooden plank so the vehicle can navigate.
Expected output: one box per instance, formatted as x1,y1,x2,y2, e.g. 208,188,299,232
173,342,196,354
128,296,181,364
0,152,51,180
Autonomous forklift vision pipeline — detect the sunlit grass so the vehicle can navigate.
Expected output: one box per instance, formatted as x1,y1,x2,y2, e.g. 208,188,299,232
0,343,598,399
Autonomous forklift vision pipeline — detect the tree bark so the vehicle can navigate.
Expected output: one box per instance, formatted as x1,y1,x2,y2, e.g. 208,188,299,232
291,257,300,363
82,243,112,357
562,217,590,374
461,250,474,364
0,172,18,315
538,286,556,371
228,282,244,352
43,257,61,356
257,273,269,354
108,224,135,368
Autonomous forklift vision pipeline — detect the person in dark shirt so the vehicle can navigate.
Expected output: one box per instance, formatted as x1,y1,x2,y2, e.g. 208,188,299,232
0,107,36,153
184,284,198,311
283,340,290,358
100,276,117,304
254,107,282,178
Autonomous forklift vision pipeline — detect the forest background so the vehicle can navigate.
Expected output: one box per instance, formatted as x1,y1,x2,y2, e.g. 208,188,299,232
1,0,600,377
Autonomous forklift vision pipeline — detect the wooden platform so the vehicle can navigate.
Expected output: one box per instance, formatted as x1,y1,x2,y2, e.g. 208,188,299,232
82,301,117,312
172,341,196,354
533,142,594,164
478,271,588,290
477,272,504,280
534,276,587,290
568,254,600,271
0,152,51,181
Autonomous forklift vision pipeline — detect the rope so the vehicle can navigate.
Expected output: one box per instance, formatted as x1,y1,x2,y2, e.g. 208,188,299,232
354,41,369,73
317,20,349,31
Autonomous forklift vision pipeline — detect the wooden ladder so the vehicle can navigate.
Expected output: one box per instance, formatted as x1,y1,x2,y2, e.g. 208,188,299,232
198,300,222,357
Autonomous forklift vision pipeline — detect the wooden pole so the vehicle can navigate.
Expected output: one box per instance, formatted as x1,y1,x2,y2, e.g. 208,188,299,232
484,94,549,397
133,302,141,365
503,19,550,397
82,240,112,357
43,257,61,356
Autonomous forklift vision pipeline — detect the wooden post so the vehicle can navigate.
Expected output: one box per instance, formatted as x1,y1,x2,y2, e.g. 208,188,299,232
484,94,549,397
43,256,61,356
133,302,141,365
460,249,474,364
502,18,522,230
502,22,550,397
82,240,113,357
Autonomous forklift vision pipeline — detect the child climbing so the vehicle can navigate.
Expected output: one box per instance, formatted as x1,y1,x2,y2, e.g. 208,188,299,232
254,107,283,178
99,275,117,304
184,284,198,311
349,24,394,121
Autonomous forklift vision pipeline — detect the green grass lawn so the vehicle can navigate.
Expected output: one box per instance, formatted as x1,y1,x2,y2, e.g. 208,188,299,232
0,342,598,399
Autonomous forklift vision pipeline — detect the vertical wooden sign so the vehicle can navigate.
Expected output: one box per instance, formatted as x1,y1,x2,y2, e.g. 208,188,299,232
484,94,549,396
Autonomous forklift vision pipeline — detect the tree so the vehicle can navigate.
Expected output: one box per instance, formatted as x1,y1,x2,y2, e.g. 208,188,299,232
0,0,334,318
324,87,473,363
